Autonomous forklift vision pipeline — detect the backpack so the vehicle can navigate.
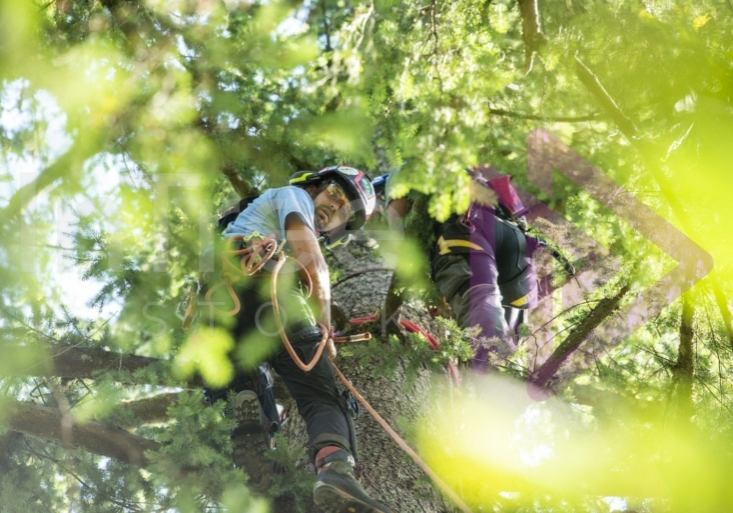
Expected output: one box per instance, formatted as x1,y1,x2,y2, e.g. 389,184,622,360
487,175,577,281
484,174,529,231
216,195,261,233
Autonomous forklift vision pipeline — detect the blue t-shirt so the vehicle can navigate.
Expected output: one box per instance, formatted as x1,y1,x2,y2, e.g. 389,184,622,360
223,186,315,243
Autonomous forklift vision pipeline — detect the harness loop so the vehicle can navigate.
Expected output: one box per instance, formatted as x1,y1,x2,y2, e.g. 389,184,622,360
204,233,280,318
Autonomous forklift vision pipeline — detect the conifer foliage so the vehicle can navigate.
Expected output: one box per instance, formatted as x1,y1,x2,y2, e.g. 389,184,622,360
1,1,733,512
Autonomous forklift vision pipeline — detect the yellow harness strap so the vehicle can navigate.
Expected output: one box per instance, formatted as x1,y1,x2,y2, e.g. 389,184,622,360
437,235,484,255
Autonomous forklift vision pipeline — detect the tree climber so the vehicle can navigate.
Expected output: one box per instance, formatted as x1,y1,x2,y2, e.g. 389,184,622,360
377,168,543,374
204,166,391,513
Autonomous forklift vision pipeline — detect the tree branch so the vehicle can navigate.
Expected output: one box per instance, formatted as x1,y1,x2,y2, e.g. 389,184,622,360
574,56,638,136
3,399,160,465
115,393,180,428
222,163,257,198
489,108,601,122
3,344,204,387
529,284,630,390
5,345,162,379
574,55,733,349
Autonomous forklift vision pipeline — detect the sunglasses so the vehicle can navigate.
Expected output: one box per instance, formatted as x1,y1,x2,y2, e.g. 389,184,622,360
324,182,353,221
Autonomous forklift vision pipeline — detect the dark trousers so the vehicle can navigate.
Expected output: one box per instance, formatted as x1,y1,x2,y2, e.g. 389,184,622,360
208,271,352,461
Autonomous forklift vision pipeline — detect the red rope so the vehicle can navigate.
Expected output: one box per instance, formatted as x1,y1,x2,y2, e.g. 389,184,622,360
349,315,462,387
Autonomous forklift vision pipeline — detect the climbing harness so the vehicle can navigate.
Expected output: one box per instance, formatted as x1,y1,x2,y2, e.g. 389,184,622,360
203,234,287,318
179,234,284,329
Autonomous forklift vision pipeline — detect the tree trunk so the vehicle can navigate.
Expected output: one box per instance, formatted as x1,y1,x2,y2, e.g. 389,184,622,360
298,242,458,512
517,0,548,71
675,296,694,422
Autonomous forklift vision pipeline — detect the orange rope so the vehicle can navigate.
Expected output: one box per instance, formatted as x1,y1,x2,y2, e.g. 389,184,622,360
181,288,198,330
270,251,329,373
204,235,282,318
203,279,242,317
266,252,472,511
208,239,472,512
179,275,202,330
331,362,474,513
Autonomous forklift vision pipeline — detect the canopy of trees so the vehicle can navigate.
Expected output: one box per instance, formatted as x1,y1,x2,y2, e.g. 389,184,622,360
1,1,733,512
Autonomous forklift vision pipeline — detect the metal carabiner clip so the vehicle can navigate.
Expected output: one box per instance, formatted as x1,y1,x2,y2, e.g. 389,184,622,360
176,275,202,330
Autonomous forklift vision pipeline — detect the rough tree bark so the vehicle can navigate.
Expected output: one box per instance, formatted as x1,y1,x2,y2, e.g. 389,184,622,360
271,242,460,512
349,251,468,512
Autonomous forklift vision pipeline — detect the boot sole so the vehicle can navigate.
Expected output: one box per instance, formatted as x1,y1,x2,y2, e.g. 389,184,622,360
313,482,390,513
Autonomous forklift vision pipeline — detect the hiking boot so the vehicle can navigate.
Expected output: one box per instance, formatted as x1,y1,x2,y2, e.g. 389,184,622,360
313,448,392,513
231,390,273,493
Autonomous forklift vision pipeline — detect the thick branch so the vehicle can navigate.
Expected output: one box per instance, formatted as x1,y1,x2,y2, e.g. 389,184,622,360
3,399,160,465
2,344,204,387
529,284,630,389
4,345,161,379
222,163,256,198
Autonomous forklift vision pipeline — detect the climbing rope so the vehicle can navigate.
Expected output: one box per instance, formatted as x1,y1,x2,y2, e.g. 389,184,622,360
270,250,329,373
330,361,473,513
187,236,473,512
202,234,284,319
267,254,472,512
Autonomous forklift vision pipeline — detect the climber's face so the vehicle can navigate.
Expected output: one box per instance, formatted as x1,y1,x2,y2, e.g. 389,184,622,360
313,181,353,232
